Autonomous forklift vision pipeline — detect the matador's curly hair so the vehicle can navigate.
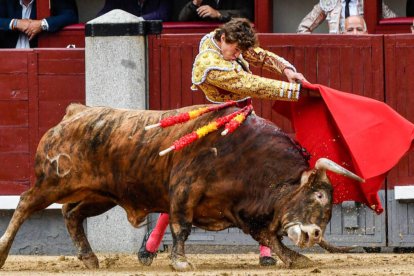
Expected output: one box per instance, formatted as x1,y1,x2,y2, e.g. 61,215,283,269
214,18,258,52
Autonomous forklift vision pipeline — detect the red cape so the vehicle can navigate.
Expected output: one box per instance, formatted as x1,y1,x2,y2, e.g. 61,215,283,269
274,82,414,214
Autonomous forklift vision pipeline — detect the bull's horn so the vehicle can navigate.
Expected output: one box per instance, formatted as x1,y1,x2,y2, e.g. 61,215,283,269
315,158,365,183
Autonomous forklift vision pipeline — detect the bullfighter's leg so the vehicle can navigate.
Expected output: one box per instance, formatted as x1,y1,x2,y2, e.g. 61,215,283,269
0,186,60,268
138,213,169,266
62,198,116,269
271,237,312,268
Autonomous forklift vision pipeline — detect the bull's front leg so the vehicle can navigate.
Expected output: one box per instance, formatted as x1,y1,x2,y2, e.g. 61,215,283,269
169,217,193,271
271,238,313,268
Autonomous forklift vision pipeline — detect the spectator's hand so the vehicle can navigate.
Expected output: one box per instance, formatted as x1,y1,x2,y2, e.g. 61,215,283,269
197,5,221,19
192,0,203,6
25,20,42,41
15,19,31,33
283,68,307,84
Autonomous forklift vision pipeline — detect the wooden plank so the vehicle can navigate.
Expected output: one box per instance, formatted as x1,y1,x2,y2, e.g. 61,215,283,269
37,50,85,75
330,205,343,235
148,36,161,110
0,74,28,100
317,47,331,86
351,47,364,95
0,51,29,73
399,204,409,235
339,46,353,93
304,47,318,84
28,51,39,190
38,101,76,130
0,154,30,181
38,75,85,101
169,47,182,109
160,44,171,110
371,36,385,101
36,0,50,21
408,204,414,235
181,45,194,107
254,0,272,32
329,48,341,90
0,128,29,153
0,102,28,127
0,181,30,195
191,46,207,106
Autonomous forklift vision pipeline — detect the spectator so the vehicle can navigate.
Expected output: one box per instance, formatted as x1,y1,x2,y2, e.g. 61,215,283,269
408,0,414,16
0,0,78,48
297,0,396,34
178,0,254,22
97,0,172,21
343,15,367,34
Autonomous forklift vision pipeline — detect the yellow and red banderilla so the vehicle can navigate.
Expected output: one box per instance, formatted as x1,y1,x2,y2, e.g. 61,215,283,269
144,101,237,130
156,105,253,156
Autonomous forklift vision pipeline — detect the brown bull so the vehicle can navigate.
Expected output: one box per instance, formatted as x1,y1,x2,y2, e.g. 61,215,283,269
0,103,362,270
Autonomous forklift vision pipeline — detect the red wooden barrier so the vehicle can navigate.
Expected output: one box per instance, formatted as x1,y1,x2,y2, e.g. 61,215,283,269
0,49,84,195
385,34,414,188
1,35,414,196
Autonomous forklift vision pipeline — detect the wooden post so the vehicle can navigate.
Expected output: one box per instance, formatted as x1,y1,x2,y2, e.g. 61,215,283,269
254,0,272,33
36,0,50,20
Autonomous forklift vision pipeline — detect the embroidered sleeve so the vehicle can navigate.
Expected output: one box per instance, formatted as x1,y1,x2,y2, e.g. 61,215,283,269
205,70,300,101
243,47,296,75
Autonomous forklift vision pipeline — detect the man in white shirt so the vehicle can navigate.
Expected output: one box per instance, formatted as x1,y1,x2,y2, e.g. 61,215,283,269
343,15,368,35
297,0,396,34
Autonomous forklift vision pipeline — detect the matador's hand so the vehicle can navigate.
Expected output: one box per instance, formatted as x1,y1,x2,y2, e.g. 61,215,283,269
283,68,307,84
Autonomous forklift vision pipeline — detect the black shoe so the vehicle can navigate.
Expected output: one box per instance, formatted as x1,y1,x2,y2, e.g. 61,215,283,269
138,231,157,266
259,256,277,266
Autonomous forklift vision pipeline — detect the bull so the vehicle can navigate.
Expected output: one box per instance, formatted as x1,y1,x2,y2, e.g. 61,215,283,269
0,103,362,270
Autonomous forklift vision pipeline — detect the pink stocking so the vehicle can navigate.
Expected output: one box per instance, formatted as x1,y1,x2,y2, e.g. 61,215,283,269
145,213,170,253
259,245,272,257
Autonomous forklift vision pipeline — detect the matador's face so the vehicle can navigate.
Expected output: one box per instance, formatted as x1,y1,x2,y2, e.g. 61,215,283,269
219,34,242,61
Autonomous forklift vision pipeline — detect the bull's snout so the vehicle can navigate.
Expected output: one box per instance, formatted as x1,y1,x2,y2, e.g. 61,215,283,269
286,224,322,248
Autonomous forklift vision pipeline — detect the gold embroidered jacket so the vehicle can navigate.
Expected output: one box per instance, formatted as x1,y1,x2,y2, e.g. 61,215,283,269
191,31,301,103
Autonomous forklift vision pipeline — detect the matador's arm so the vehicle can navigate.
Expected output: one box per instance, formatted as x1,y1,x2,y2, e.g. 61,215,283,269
243,47,297,75
205,69,300,101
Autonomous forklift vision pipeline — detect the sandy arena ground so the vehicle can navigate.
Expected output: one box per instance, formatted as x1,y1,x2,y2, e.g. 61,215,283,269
0,252,413,276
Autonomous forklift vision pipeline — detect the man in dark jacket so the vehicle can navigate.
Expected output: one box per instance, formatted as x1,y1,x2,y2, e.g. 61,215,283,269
178,0,253,22
97,0,172,21
0,0,78,48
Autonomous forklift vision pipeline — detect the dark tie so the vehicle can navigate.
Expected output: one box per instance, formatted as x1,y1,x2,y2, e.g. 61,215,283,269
345,0,351,18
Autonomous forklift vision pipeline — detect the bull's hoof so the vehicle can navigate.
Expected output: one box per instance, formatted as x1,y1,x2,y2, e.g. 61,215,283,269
171,258,194,271
259,256,277,266
137,231,157,266
138,249,157,266
78,252,99,269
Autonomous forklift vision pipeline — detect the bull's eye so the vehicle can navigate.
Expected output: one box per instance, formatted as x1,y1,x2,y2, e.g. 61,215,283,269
314,191,329,205
315,192,324,200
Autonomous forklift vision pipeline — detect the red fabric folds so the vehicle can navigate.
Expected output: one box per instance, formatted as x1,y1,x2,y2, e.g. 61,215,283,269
273,83,414,214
